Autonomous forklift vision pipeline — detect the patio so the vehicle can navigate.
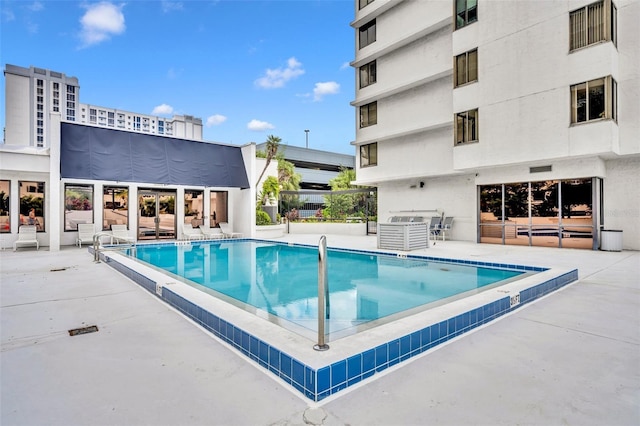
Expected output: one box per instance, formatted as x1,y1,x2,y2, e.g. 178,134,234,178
1,235,638,425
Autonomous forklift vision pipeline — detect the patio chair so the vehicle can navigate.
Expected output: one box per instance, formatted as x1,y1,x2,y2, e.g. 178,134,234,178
111,224,136,244
438,217,454,241
182,223,204,240
13,225,39,251
428,216,442,240
219,222,243,238
199,225,224,239
76,223,95,247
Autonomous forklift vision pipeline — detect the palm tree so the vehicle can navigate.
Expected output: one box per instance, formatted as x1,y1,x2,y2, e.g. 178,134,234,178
256,135,281,188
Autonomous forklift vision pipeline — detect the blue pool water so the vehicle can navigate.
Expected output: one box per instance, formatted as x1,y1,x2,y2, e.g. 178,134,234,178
129,241,525,336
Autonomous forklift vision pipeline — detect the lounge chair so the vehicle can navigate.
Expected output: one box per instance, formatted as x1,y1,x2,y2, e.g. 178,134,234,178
13,225,39,251
428,216,441,240
182,223,204,240
438,217,454,241
76,223,95,247
111,224,136,244
219,222,243,238
199,225,224,239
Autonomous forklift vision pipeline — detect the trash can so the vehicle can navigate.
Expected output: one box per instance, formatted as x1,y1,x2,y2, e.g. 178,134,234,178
600,229,623,251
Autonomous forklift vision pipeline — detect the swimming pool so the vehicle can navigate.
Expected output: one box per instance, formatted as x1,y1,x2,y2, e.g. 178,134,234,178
129,241,526,339
99,238,578,402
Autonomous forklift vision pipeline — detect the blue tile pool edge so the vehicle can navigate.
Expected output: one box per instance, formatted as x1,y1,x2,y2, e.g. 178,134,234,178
93,245,578,402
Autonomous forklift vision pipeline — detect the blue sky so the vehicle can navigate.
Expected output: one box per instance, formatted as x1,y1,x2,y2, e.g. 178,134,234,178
0,0,356,154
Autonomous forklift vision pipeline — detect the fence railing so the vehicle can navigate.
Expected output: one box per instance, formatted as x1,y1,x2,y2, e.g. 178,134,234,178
279,188,378,234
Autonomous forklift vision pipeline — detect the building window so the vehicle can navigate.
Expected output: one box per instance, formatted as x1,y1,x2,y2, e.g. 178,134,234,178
570,0,616,51
19,181,45,231
360,102,378,128
360,143,378,167
359,19,376,49
185,190,204,226
455,109,478,144
64,184,93,231
455,0,477,30
571,76,617,123
454,49,478,87
103,186,128,231
210,191,228,227
359,61,377,88
359,0,374,10
0,180,10,233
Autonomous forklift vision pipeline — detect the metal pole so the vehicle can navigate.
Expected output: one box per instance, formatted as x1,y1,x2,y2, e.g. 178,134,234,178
314,235,329,351
304,129,309,149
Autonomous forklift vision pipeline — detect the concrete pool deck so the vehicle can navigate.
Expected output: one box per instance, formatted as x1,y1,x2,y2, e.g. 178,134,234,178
1,235,638,425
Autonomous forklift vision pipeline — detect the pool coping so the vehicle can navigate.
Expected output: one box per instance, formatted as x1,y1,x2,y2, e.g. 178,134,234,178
95,239,578,402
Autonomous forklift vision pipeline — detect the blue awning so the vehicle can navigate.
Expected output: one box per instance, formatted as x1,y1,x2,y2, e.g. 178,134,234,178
60,123,249,189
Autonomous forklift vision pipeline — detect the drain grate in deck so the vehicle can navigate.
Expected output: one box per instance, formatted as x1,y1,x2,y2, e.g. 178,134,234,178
68,325,99,336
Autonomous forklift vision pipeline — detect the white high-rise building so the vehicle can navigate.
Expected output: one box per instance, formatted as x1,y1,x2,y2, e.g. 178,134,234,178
351,0,639,250
3,64,203,147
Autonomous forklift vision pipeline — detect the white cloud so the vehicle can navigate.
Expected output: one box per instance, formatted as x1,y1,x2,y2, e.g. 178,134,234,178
255,57,305,89
247,119,275,131
340,61,351,70
152,104,174,115
206,114,227,127
313,81,340,101
161,1,183,13
27,2,44,12
79,2,125,48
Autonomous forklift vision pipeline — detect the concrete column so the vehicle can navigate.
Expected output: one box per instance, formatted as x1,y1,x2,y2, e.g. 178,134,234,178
48,113,62,251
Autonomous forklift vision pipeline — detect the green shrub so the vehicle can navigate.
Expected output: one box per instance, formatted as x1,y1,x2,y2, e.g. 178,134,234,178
256,209,272,225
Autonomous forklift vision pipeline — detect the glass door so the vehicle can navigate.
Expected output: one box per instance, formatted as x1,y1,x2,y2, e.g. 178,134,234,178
138,190,176,240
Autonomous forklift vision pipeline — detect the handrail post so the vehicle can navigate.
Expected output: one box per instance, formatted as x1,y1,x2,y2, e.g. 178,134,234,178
314,235,330,351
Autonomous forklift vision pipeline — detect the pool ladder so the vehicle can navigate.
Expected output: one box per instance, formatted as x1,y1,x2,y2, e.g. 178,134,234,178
92,232,136,263
314,235,330,351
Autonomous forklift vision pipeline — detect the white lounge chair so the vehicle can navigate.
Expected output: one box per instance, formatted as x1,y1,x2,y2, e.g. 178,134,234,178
13,225,39,251
437,217,454,241
428,216,442,240
199,225,224,239
219,222,243,238
76,223,95,247
182,223,204,240
110,224,135,244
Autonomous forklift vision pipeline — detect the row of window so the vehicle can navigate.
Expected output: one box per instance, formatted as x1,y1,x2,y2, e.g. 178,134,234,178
356,0,618,168
0,181,229,235
0,180,46,233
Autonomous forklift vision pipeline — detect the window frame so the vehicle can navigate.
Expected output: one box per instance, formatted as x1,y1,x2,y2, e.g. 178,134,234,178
64,184,94,231
0,180,10,233
360,102,378,128
359,60,377,89
360,143,378,168
103,186,129,231
454,108,479,145
19,181,45,232
359,19,376,49
455,0,478,30
454,48,478,87
359,0,374,10
569,0,616,52
570,76,617,124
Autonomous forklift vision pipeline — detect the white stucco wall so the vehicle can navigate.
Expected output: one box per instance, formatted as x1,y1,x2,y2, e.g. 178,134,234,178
378,174,477,243
603,157,640,250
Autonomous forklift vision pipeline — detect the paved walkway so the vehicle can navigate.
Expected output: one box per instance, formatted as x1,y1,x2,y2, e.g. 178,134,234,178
1,236,638,425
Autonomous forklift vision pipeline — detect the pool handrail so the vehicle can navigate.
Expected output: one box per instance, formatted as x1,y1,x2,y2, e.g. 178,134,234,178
314,235,330,351
93,231,136,263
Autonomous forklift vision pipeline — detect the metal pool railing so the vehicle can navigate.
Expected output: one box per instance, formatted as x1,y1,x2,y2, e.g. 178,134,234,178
314,235,330,351
92,232,136,263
